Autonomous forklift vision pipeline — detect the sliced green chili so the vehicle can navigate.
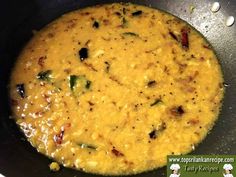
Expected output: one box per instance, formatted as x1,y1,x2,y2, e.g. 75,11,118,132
36,70,52,81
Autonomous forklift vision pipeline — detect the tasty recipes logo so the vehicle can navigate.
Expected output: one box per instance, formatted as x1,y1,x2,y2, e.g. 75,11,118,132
167,155,236,177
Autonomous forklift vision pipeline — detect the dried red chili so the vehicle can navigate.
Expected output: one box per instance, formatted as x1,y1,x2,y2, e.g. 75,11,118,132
54,130,64,144
111,148,124,157
170,105,185,116
181,27,189,50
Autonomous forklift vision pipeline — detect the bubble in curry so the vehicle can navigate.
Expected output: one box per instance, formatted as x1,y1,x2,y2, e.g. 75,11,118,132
10,3,224,175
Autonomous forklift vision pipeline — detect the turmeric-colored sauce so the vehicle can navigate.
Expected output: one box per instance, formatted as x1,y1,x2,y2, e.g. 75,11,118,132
10,3,224,175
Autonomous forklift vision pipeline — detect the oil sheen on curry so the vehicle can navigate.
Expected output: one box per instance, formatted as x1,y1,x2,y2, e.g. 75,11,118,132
10,3,224,175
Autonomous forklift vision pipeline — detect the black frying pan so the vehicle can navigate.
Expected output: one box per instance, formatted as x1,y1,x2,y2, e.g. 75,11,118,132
0,0,236,177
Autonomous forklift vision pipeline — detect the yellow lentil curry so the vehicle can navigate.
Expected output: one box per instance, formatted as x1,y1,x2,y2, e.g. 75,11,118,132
10,3,224,175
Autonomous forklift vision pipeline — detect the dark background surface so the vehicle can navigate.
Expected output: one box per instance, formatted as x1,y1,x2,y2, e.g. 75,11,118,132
0,0,236,177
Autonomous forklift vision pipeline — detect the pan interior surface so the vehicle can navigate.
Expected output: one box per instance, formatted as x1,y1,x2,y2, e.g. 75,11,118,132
9,2,224,175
